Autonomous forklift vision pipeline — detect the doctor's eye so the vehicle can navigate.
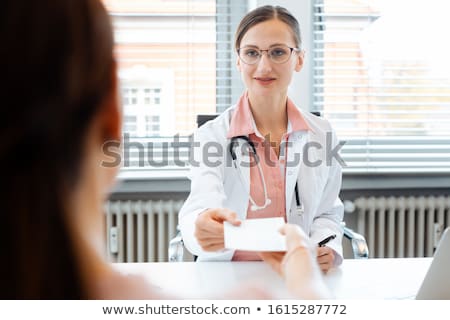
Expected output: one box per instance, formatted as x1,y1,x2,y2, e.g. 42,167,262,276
242,48,260,57
269,47,289,57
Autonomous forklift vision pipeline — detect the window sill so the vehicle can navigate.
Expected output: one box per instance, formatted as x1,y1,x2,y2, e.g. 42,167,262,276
112,169,450,194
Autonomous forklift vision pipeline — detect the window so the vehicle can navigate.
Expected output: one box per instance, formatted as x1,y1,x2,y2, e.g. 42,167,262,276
121,86,162,137
145,115,160,135
123,115,137,136
144,88,161,105
104,0,219,139
103,0,246,172
313,0,450,173
122,88,138,105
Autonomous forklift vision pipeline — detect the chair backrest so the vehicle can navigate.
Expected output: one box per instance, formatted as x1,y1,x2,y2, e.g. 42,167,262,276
196,114,219,128
196,111,322,128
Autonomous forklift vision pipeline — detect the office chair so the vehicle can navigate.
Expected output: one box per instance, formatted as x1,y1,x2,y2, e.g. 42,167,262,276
168,113,369,262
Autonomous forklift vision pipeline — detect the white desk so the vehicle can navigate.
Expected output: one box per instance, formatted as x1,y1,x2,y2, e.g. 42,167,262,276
114,258,431,299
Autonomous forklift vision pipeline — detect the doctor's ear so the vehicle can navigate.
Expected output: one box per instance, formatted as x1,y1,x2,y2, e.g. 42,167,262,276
236,56,242,72
295,49,305,72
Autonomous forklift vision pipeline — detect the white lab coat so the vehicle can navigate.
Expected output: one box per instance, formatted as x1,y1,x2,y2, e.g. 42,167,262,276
179,104,344,264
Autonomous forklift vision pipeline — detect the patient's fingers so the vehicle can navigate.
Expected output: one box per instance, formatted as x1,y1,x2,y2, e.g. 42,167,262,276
279,224,311,251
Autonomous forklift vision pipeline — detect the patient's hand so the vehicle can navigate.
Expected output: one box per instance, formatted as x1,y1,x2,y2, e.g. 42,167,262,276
261,224,331,299
260,224,313,276
259,251,285,275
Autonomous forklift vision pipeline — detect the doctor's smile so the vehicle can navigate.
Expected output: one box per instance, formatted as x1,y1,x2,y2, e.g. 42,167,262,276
254,77,277,86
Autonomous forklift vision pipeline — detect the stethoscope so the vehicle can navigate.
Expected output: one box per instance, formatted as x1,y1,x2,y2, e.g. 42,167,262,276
229,135,304,214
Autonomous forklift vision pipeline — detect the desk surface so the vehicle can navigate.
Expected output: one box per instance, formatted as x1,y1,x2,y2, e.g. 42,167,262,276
114,258,431,299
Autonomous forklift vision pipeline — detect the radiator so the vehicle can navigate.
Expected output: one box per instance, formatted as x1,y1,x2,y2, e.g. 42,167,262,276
104,200,184,262
352,196,450,258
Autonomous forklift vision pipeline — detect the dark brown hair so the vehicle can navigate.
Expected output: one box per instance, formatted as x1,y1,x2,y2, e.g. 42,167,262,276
234,5,302,50
0,0,114,299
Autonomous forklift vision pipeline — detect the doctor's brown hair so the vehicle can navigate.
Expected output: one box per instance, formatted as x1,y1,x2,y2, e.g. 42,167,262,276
0,0,114,299
234,5,302,50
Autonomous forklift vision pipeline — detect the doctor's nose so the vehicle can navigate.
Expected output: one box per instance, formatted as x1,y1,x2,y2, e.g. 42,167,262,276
256,52,273,73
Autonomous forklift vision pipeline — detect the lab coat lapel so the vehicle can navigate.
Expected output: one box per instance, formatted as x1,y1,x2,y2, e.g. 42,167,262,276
285,130,323,214
234,138,251,195
285,131,304,213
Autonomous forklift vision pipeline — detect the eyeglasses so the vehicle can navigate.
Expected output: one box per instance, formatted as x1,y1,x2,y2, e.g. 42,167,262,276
237,45,300,65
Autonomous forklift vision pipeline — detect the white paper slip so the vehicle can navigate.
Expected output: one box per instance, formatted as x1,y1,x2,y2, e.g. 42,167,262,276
224,217,287,251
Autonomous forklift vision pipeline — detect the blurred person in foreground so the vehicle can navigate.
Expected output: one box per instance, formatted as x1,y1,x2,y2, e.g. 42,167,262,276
0,0,329,299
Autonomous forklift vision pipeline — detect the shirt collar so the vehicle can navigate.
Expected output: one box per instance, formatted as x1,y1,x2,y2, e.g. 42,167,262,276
227,92,311,139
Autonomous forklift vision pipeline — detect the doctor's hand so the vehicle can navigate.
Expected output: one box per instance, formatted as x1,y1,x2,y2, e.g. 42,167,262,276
316,246,335,273
194,208,241,251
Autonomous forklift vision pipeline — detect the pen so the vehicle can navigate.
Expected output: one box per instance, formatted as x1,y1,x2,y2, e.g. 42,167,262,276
318,234,336,247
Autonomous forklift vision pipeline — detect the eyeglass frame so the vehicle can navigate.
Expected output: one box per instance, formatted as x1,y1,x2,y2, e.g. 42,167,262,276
236,45,301,65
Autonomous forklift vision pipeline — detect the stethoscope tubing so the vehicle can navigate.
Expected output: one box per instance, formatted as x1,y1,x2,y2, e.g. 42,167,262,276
229,136,302,211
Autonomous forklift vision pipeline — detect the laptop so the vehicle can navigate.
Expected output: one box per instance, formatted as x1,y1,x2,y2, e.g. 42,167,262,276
415,227,450,299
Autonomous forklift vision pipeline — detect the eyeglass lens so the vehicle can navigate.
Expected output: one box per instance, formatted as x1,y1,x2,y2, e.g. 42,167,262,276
238,45,295,64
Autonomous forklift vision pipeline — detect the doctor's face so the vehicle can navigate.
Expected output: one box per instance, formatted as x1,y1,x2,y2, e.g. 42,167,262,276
236,19,304,98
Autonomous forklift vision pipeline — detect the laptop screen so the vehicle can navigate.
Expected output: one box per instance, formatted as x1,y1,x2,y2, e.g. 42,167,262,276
416,227,450,300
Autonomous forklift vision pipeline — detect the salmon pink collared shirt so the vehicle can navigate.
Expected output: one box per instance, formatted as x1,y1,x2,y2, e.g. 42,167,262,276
227,93,310,261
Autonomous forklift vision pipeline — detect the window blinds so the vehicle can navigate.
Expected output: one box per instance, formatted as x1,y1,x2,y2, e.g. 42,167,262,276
312,0,450,173
216,0,247,112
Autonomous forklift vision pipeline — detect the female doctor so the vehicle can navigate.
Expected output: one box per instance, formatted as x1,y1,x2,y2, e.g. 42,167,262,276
179,5,344,272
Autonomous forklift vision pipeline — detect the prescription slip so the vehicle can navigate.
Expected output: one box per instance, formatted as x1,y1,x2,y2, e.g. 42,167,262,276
224,217,287,251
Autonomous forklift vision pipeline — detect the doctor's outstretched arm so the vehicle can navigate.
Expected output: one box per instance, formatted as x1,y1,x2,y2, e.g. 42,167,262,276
195,208,241,251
